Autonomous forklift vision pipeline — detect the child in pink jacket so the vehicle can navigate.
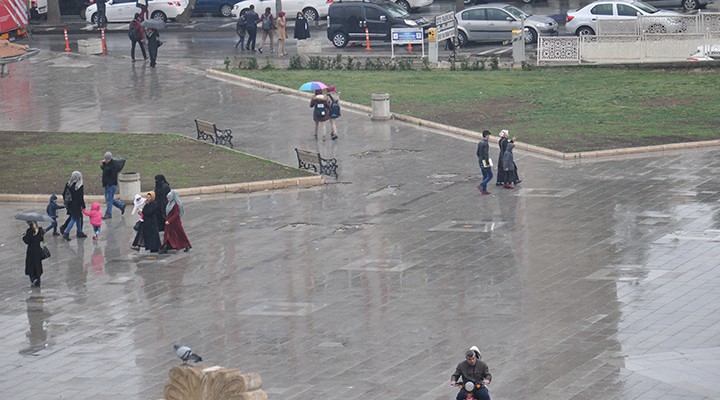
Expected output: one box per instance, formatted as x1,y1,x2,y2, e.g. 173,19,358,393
82,202,103,240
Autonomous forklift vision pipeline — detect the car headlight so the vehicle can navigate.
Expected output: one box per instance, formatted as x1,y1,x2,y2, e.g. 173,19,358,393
535,22,548,28
404,19,418,26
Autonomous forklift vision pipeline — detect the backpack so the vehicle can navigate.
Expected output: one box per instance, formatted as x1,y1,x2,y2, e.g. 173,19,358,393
128,21,138,41
236,15,246,32
314,101,327,119
261,14,273,30
329,95,341,119
62,183,72,204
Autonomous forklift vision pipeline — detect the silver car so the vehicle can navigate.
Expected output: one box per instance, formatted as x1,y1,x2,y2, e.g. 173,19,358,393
455,3,559,45
566,0,683,36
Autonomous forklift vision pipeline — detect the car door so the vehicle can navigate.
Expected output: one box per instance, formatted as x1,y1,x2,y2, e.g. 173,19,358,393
588,3,614,32
364,6,391,39
342,5,365,40
105,0,135,22
460,8,486,42
484,7,518,41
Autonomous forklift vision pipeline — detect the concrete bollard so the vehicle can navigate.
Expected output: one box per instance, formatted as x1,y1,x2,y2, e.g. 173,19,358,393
118,172,141,204
297,39,323,56
77,38,103,55
371,93,391,121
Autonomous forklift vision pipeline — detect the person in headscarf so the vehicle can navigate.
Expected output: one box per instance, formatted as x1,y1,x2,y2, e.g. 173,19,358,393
154,174,171,232
160,190,191,253
130,194,146,251
276,11,288,56
140,191,161,252
62,171,87,241
293,11,310,40
501,141,517,189
495,129,509,187
23,221,45,287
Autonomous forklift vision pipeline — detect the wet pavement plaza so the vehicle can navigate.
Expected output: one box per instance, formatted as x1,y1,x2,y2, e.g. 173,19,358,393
1,52,720,400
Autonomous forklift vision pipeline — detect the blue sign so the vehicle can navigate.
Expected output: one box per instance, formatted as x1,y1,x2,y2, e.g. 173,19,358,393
391,28,424,45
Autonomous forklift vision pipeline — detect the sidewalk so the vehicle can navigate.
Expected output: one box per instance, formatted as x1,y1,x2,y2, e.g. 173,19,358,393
1,48,720,400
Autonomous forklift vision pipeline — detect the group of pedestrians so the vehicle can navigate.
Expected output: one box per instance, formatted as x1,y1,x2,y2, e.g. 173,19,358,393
22,153,191,288
235,7,310,55
309,86,341,140
476,129,522,195
128,13,161,67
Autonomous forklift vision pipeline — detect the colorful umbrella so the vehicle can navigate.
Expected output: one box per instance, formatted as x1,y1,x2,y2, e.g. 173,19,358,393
299,81,328,92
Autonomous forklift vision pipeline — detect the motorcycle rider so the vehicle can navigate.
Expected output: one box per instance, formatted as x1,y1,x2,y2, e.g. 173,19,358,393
450,346,492,400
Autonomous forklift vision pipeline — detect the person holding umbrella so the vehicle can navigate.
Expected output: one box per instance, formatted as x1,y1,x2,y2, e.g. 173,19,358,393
142,19,164,68
22,220,45,287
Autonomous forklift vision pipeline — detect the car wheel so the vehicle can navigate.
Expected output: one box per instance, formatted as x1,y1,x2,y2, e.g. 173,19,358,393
91,12,98,25
303,7,319,22
220,3,233,17
397,0,411,12
463,0,475,5
331,31,349,48
151,10,168,22
523,27,537,44
682,0,699,10
646,24,666,34
576,26,595,36
522,0,533,3
457,31,468,47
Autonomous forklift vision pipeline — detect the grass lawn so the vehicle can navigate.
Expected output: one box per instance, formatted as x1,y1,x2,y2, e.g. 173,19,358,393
0,132,313,195
229,67,720,152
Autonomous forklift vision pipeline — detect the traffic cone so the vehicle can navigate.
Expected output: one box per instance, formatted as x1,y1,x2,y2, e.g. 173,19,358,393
365,27,371,52
407,43,413,53
64,28,70,52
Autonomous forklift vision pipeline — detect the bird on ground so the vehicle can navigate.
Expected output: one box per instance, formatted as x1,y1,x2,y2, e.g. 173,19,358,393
174,344,203,365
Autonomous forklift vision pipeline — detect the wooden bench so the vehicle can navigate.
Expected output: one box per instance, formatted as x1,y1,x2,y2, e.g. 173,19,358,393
195,119,234,149
295,148,338,177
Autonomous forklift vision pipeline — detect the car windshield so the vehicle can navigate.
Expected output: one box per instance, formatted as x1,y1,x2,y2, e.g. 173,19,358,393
631,1,659,13
503,5,528,19
377,1,409,18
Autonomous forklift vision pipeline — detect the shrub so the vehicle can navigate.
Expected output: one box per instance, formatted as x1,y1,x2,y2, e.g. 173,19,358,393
289,55,304,70
247,57,258,70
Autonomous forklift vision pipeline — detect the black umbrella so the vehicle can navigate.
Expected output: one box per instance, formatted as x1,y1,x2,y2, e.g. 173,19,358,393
15,212,53,222
142,19,166,30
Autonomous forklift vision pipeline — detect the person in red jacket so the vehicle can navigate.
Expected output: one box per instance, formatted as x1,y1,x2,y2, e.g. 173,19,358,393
128,14,147,62
160,191,191,253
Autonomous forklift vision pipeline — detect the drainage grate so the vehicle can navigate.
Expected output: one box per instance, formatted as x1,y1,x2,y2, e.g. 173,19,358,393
276,222,319,232
429,220,504,233
515,188,576,198
341,258,415,272
352,148,422,158
239,302,324,316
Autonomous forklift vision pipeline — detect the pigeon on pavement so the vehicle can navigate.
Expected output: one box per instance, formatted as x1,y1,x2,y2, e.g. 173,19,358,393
174,344,203,364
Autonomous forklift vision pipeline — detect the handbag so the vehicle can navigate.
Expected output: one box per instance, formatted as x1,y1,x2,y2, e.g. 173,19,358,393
133,220,142,232
40,244,51,260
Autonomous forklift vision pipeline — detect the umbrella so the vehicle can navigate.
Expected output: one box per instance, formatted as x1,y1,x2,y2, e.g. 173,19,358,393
142,19,166,30
299,81,328,92
15,212,53,222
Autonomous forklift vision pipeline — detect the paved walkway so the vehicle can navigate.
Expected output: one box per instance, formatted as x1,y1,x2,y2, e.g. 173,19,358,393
1,50,720,400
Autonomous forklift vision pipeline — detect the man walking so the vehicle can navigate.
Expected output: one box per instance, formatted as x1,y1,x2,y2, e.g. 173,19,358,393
244,5,259,52
476,130,493,195
96,0,106,28
101,151,126,219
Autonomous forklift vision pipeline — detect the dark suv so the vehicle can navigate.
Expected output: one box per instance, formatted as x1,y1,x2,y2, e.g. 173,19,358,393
327,0,429,48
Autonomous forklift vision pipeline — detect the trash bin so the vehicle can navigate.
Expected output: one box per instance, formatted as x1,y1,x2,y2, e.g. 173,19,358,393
118,172,141,204
371,93,391,121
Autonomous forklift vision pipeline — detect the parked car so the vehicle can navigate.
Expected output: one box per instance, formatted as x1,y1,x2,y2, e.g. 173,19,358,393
231,0,331,22
394,0,432,13
643,0,708,11
566,0,683,36
30,0,47,19
84,0,188,24
192,0,236,16
455,3,558,45
326,0,429,48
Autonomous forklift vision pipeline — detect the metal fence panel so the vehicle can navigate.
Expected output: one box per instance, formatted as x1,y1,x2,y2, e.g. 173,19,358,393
537,37,580,65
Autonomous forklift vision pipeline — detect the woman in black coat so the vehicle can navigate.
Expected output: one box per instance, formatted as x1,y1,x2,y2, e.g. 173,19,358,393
141,191,162,252
23,221,45,287
496,130,509,186
293,12,310,40
146,27,160,68
62,170,87,240
154,174,171,231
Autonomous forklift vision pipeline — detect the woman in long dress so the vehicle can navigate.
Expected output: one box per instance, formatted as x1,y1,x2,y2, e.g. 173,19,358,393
141,191,161,252
160,190,191,253
23,221,45,287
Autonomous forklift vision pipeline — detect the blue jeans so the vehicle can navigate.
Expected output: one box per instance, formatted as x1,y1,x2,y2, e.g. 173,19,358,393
480,166,493,191
64,216,83,235
104,185,124,217
46,217,57,233
457,386,490,400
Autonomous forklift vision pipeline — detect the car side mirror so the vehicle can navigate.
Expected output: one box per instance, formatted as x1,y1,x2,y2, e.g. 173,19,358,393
506,16,514,21
380,15,386,21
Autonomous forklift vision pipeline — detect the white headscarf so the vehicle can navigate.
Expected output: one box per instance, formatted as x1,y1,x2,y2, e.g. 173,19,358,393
132,194,146,215
166,190,184,217
499,129,509,139
67,170,84,188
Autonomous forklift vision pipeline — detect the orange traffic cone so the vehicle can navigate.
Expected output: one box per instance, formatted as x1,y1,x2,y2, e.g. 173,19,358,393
64,28,70,52
407,43,413,53
365,27,371,51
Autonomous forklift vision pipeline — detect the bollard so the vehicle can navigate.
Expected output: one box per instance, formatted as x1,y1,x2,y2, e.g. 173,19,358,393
101,28,106,55
64,28,70,52
371,93,391,121
118,172,141,204
365,28,371,51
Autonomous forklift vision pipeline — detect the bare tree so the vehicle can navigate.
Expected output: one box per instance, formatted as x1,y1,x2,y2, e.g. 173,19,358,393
175,0,197,23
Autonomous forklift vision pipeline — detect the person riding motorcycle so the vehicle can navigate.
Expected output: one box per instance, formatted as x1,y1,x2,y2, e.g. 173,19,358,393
450,346,492,400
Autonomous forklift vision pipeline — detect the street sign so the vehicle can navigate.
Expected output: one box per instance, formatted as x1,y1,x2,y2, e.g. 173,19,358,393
434,11,456,42
391,28,424,45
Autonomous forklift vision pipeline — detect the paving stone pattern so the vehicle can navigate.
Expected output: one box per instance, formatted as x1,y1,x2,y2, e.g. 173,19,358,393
1,52,720,400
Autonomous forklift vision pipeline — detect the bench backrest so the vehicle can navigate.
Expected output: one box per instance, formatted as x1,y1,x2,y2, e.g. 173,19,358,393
195,119,217,134
296,149,321,165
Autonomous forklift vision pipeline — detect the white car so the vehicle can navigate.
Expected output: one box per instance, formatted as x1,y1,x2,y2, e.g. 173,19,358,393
84,0,188,24
394,0,433,13
566,0,683,36
231,0,331,22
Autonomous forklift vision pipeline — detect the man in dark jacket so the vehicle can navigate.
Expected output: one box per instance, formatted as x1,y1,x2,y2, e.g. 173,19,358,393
244,5,259,52
476,130,493,195
101,151,126,219
451,349,492,400
96,0,107,28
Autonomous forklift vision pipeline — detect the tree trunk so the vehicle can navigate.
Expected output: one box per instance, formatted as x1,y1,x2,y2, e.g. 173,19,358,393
46,0,61,25
455,0,464,12
175,0,196,24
